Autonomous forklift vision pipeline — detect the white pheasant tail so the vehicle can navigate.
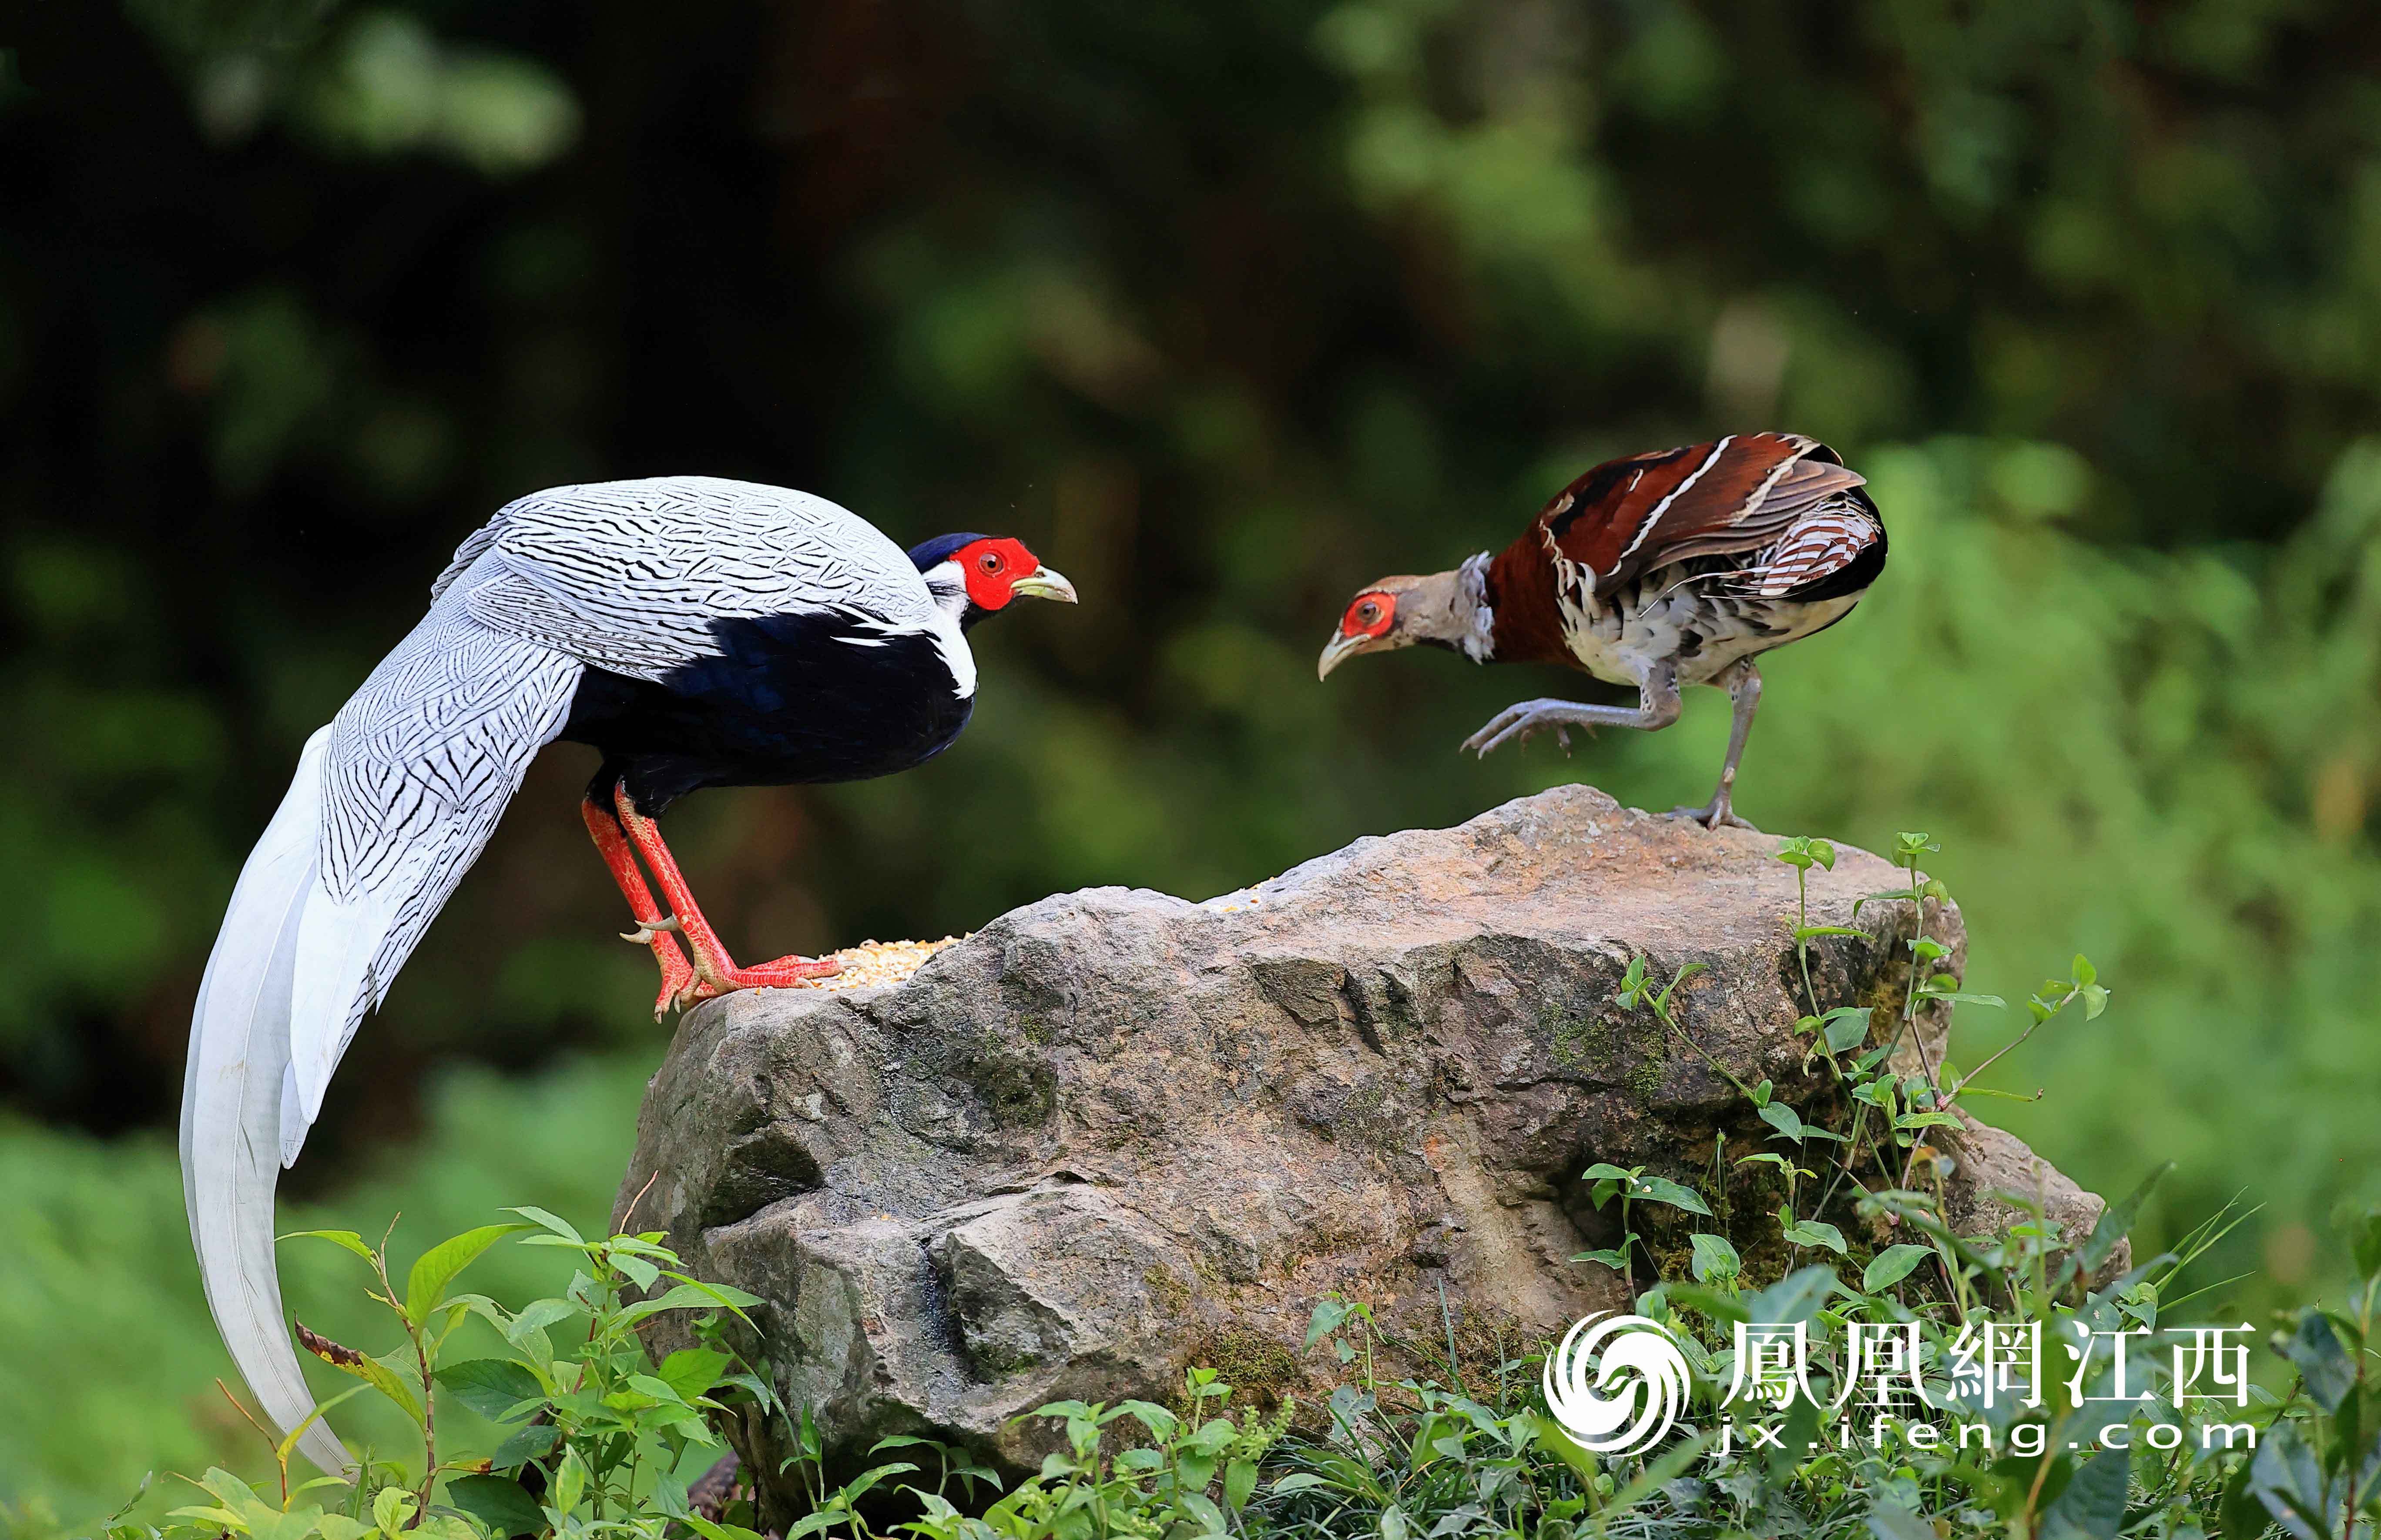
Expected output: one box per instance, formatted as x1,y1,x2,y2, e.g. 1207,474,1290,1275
181,597,583,1476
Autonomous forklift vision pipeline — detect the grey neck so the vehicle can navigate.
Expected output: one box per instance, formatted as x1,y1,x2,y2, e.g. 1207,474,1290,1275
1405,554,1496,663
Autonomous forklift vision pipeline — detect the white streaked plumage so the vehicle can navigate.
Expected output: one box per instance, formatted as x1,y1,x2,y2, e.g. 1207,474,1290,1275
184,477,963,1476
1751,509,1873,597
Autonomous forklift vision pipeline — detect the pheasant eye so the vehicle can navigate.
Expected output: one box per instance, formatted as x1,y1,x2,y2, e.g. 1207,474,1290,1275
978,551,1003,573
1344,592,1395,637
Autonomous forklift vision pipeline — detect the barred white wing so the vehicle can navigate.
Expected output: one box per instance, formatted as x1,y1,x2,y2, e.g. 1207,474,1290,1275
456,476,946,683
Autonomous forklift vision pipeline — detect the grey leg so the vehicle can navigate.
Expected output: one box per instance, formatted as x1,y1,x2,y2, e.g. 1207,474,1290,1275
1461,661,1682,758
1669,659,1761,830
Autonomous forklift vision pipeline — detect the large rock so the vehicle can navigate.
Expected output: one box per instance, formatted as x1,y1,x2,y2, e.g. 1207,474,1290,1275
614,787,2106,1513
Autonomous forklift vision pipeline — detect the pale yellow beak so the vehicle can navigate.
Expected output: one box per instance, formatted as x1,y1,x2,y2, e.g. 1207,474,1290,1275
1317,630,1368,680
1011,566,1079,603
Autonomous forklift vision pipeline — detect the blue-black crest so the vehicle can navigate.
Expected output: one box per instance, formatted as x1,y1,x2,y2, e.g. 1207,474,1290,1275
908,533,993,570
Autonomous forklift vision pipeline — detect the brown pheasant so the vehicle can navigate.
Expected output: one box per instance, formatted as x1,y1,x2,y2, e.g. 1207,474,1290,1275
1317,432,1885,829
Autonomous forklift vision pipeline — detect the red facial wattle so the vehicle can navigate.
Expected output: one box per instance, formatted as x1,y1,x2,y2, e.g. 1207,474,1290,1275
953,537,1040,609
1342,592,1396,639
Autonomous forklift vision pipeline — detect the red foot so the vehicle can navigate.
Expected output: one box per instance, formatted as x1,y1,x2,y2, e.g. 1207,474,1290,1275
649,941,699,1020
670,952,843,1011
718,953,843,987
599,784,845,1014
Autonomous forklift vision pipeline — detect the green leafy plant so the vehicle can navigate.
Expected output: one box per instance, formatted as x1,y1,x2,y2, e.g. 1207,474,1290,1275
1572,1161,1710,1289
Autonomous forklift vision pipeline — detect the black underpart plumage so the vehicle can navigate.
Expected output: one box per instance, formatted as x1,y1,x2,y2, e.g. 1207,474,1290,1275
563,607,973,816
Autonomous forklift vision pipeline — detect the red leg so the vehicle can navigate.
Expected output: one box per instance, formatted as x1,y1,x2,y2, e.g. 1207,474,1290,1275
611,783,840,1001
583,794,700,1020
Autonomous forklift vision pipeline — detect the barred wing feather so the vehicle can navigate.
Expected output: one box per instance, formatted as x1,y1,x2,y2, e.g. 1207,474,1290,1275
458,476,939,680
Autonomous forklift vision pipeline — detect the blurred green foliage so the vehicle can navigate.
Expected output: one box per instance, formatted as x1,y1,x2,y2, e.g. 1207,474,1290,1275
10,0,2381,1521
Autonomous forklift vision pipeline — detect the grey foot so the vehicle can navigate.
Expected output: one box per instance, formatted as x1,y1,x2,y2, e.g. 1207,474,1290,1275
1667,797,1759,833
1459,700,1611,758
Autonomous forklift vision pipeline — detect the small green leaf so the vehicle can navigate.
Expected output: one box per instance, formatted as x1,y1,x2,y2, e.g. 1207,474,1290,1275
489,1420,559,1470
506,1296,576,1342
1689,1233,1741,1282
405,1224,531,1326
371,1488,415,1538
2280,1309,2356,1412
2352,1210,2381,1284
1759,1103,1845,1144
550,1448,589,1516
1794,925,1862,942
295,1322,421,1422
282,1229,377,1263
1781,1219,1847,1254
1862,1244,1934,1293
1630,1175,1712,1217
1571,1246,1632,1269
656,1346,732,1403
1654,961,1709,1013
1821,1006,1874,1053
617,1279,762,1328
1917,988,2007,1009
433,1358,544,1423
504,1206,585,1245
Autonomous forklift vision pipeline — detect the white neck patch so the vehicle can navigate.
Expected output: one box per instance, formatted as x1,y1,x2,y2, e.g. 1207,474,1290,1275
922,559,978,698
830,561,976,699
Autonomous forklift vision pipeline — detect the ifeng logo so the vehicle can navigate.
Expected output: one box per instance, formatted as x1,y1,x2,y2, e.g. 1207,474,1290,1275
1540,1312,1693,1456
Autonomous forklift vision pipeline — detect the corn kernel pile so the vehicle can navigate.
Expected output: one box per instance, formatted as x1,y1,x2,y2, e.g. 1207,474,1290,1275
794,935,964,991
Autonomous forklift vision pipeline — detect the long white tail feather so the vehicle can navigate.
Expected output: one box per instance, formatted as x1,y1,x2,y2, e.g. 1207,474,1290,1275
181,727,356,1479
287,882,402,1131
184,591,582,1476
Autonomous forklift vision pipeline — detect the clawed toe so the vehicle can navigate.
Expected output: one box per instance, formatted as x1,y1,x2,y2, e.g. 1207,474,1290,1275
648,948,839,1019
727,954,843,987
1460,713,1528,757
1666,803,1760,833
1464,708,1553,757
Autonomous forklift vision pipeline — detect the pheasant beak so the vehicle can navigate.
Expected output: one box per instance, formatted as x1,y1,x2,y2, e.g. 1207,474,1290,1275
1317,630,1372,680
1010,566,1079,604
